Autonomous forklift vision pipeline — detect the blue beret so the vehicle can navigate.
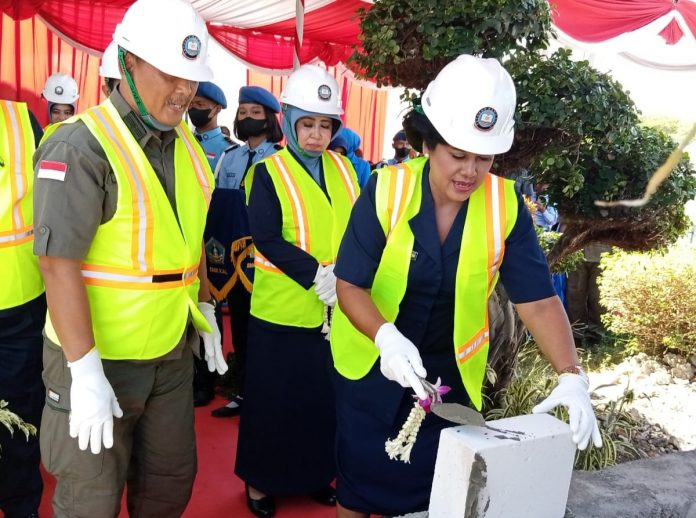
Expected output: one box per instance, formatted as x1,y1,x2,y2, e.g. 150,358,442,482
239,86,280,113
196,82,227,109
393,130,407,141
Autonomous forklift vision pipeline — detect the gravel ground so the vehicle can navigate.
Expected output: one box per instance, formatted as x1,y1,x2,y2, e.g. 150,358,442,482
589,352,696,459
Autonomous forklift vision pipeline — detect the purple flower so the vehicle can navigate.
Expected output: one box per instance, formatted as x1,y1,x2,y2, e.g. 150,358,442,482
414,377,451,413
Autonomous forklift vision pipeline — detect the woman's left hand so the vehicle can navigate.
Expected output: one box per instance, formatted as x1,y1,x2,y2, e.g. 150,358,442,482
532,373,602,450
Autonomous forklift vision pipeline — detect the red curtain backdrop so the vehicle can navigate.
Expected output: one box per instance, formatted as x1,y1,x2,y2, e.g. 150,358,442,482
0,0,369,66
0,13,103,126
247,68,387,165
550,0,696,45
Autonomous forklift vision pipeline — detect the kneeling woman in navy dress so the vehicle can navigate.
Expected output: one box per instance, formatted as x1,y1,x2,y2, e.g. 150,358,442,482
331,55,603,518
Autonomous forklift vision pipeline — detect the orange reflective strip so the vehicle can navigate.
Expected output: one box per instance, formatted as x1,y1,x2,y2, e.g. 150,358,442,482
1,102,26,230
326,151,358,203
254,250,282,273
82,276,198,290
484,175,496,284
272,154,311,253
80,263,199,277
175,124,213,207
457,327,489,364
495,175,507,269
86,107,156,272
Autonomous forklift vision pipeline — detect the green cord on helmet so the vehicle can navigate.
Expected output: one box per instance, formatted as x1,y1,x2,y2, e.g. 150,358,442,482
117,47,176,132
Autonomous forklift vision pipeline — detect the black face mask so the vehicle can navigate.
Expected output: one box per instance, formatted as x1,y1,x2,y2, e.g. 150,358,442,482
237,118,267,140
394,147,410,159
188,107,212,128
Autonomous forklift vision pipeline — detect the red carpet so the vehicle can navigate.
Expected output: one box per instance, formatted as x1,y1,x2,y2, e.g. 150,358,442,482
36,315,336,517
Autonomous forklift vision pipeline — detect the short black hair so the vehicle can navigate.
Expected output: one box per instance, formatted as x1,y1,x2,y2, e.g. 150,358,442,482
402,109,446,154
233,106,283,143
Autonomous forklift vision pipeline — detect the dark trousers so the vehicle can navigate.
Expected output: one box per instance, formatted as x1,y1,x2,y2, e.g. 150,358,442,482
567,260,605,343
217,283,250,395
41,341,196,518
0,294,46,518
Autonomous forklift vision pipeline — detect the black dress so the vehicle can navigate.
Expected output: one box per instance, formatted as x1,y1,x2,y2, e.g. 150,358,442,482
234,153,336,495
333,169,557,515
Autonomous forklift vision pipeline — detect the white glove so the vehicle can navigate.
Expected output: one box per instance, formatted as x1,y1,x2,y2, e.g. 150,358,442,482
374,323,428,400
67,348,123,455
532,373,602,450
313,264,337,306
197,302,228,375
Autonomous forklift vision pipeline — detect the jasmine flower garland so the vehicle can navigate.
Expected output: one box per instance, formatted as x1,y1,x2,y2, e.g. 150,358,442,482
385,377,451,463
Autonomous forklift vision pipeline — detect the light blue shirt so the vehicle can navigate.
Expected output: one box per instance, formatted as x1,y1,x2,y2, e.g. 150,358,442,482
216,140,279,190
194,127,230,171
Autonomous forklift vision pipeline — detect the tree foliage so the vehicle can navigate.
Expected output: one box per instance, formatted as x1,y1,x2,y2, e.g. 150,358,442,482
351,3,696,265
349,0,552,89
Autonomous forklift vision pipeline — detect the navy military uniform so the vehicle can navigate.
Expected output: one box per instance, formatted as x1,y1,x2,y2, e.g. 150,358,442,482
206,85,282,417
333,169,556,516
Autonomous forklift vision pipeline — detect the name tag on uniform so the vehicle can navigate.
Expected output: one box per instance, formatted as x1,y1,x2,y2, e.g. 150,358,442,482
38,160,68,181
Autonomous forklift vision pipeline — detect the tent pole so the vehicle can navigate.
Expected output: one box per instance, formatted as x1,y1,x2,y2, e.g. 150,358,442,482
294,0,305,70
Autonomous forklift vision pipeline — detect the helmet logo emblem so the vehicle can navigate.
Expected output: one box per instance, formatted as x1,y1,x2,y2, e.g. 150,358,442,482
182,35,201,60
317,85,332,101
54,86,64,95
474,107,498,131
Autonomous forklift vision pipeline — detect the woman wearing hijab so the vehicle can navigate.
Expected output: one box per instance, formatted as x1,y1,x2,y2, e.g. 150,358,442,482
235,65,359,517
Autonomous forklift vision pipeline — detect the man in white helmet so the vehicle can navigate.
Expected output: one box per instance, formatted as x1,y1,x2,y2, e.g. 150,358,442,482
41,73,79,125
33,0,226,515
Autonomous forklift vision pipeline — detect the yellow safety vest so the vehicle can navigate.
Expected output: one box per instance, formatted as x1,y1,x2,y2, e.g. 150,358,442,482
43,99,214,359
246,147,359,327
0,101,44,309
331,157,518,409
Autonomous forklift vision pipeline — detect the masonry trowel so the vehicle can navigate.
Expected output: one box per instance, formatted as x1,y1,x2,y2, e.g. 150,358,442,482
431,403,486,427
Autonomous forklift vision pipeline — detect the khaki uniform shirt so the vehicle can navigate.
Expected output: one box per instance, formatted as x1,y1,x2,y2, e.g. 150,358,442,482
33,87,198,360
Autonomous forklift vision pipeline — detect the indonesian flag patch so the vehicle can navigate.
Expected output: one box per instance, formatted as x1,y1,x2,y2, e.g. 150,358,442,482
38,160,68,181
205,151,216,160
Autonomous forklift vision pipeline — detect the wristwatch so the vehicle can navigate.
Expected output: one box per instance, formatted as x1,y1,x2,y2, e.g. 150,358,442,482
205,297,217,309
559,365,589,385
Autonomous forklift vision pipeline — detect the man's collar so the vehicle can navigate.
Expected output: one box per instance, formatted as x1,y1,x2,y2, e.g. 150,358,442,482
109,87,178,148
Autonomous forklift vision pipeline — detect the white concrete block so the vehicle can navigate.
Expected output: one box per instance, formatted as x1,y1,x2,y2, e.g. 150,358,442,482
429,413,575,518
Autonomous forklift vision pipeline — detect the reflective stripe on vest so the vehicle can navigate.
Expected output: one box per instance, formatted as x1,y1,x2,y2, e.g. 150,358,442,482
0,101,44,309
248,147,358,327
43,99,214,359
330,157,517,410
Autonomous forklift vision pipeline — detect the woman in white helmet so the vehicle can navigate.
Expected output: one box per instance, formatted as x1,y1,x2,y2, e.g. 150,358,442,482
41,73,79,125
235,64,360,517
330,55,602,517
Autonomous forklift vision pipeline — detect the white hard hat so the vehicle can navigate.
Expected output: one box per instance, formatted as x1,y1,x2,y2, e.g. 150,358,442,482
113,0,212,82
280,65,343,116
99,41,121,80
421,55,516,155
42,73,79,105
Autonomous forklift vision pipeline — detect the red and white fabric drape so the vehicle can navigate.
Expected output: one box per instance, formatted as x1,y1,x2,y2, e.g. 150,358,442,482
550,0,696,45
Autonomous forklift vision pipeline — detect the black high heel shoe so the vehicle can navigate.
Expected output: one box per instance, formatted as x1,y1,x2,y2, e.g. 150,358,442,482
245,483,276,517
310,485,337,506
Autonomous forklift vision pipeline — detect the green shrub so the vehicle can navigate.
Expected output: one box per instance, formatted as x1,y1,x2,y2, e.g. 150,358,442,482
599,247,696,358
0,400,36,456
